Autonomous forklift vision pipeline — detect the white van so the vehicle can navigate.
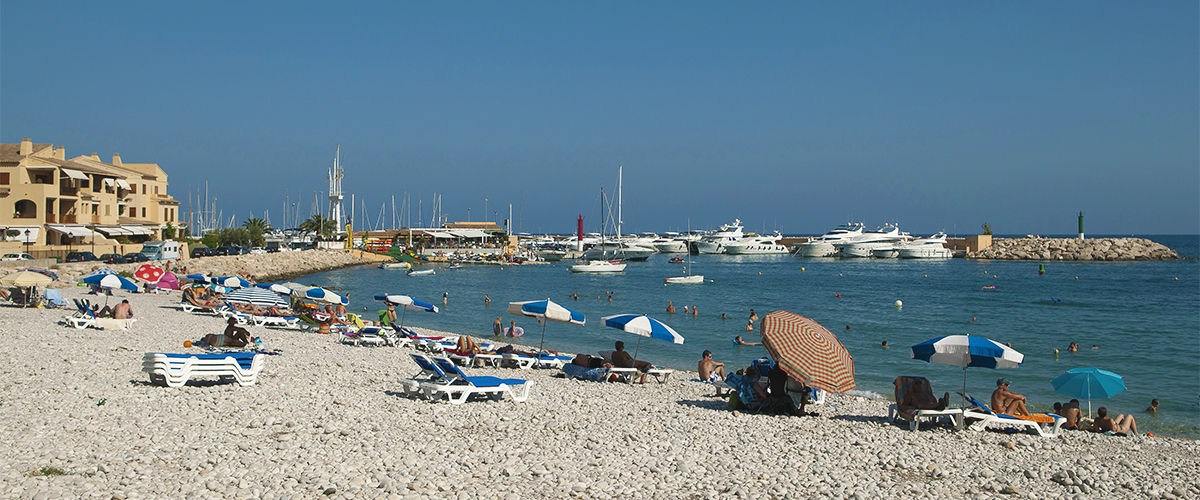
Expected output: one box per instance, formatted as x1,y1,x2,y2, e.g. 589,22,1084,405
140,240,181,261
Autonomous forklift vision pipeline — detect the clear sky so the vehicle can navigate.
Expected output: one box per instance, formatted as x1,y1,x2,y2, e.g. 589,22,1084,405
3,2,1197,236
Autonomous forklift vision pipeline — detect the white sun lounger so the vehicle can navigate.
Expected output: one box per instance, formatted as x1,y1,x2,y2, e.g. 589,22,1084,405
419,357,532,405
142,352,265,388
959,392,1065,438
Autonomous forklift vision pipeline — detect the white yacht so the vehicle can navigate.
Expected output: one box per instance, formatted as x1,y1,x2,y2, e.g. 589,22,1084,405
581,167,655,261
835,224,912,258
793,222,866,257
650,233,687,253
723,231,790,254
695,219,744,254
898,232,954,259
568,260,627,273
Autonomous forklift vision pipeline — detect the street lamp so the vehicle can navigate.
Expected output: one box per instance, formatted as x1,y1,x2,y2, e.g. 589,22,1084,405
90,224,95,254
484,198,488,224
24,229,31,256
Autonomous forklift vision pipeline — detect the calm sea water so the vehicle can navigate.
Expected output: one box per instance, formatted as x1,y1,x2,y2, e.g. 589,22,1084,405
300,235,1199,438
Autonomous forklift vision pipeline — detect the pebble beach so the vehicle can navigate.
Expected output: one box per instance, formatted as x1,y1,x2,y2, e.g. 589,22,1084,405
2,287,1197,500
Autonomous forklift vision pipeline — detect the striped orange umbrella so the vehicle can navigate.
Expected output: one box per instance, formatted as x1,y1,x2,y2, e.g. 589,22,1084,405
760,311,856,394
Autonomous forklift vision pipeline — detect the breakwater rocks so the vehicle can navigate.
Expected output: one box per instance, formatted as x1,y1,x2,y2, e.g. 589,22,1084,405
47,249,390,285
968,238,1180,261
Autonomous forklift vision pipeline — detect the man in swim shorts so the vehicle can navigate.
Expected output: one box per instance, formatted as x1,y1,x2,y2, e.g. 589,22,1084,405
698,350,726,382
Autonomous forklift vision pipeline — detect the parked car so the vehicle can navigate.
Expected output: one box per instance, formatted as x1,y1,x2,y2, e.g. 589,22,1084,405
99,253,128,264
123,252,150,263
190,247,215,258
1,253,34,261
213,246,236,256
65,251,98,263
249,247,267,255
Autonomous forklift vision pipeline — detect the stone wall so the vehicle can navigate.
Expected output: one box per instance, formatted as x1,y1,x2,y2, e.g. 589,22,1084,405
967,237,1180,261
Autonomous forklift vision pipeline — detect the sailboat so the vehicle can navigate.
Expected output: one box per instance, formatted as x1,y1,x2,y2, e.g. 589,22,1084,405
665,220,704,284
581,167,654,261
570,186,627,273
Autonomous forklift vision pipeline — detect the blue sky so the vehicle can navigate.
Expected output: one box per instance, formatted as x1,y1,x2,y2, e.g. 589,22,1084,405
3,2,1197,235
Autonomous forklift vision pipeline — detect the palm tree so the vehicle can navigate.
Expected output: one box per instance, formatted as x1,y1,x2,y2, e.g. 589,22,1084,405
242,217,270,235
299,214,336,240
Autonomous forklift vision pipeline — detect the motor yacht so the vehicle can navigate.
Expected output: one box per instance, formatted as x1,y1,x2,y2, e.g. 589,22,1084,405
898,232,954,259
835,224,912,258
723,231,790,254
695,219,744,254
793,222,866,257
651,233,689,253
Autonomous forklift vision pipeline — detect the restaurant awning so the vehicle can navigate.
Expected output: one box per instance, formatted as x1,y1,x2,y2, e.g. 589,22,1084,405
426,231,455,239
449,229,489,239
96,226,133,236
60,168,89,180
48,225,99,238
123,226,154,235
7,226,42,242
116,179,131,190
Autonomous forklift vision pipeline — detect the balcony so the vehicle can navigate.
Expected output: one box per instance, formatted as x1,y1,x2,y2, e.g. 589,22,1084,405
61,214,77,224
91,216,101,224
45,214,56,223
59,186,79,197
13,213,37,219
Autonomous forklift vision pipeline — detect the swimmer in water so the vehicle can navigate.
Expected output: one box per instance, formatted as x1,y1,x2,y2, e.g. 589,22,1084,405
881,341,889,348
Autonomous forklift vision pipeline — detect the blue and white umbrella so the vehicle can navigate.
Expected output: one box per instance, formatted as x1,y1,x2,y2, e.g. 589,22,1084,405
374,294,439,330
911,334,1024,407
82,268,118,280
184,274,210,283
294,286,348,305
508,299,585,355
1051,367,1126,416
224,287,290,308
256,283,294,295
81,273,138,292
212,276,251,289
602,314,685,365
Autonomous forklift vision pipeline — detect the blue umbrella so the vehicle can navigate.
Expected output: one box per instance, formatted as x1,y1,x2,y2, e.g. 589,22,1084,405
508,299,585,355
81,273,138,292
224,287,290,308
374,294,439,330
294,286,348,305
184,274,210,283
911,334,1024,407
1051,367,1126,416
82,268,118,280
601,313,685,364
212,276,251,289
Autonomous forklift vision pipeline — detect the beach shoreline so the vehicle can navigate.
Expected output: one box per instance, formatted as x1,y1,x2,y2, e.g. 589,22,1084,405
1,287,1197,499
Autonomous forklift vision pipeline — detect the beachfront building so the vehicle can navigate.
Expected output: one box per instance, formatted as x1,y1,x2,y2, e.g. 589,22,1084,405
0,137,181,257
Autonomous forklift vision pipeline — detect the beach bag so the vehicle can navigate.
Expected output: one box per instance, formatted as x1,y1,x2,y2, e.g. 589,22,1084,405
727,392,741,409
496,345,514,354
588,356,604,369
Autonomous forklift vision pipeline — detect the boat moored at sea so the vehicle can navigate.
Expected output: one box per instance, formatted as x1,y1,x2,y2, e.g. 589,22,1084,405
835,224,912,258
695,219,744,254
569,260,627,273
794,222,866,257
723,231,790,255
898,232,954,259
380,262,411,270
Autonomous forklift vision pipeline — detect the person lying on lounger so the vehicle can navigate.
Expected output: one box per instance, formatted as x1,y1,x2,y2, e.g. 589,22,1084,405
456,336,494,355
562,361,615,382
199,318,254,348
899,379,949,413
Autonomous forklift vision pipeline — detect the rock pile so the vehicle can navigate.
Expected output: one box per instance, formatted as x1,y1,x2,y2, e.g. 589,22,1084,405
969,238,1180,261
41,249,390,286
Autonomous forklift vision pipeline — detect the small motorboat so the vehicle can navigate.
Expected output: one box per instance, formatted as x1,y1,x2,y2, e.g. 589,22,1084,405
407,268,436,276
380,262,411,270
669,256,685,264
568,260,627,273
447,263,464,269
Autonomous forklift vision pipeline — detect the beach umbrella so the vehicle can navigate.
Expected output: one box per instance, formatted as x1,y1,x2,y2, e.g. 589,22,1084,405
1051,367,1126,416
18,267,59,280
184,274,210,283
157,272,180,290
760,311,856,394
508,299,585,354
224,286,290,309
212,276,251,289
255,283,294,295
1,270,54,287
134,264,165,283
374,294,439,330
294,286,348,305
911,334,1023,407
82,268,118,280
601,313,684,364
80,272,137,309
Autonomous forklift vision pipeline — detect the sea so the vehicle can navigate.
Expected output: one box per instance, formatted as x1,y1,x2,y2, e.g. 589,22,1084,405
297,234,1199,439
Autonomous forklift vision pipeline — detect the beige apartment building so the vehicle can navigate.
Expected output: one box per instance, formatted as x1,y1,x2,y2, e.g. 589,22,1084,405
0,137,180,253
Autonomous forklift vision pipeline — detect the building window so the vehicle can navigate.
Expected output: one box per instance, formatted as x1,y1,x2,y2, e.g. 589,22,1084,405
142,184,146,195
0,172,9,185
154,185,159,194
105,205,111,216
141,207,146,218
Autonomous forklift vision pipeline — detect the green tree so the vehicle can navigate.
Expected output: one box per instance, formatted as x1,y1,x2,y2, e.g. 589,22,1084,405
299,214,336,240
218,227,254,247
241,217,269,247
163,221,177,240
982,222,993,235
201,232,221,249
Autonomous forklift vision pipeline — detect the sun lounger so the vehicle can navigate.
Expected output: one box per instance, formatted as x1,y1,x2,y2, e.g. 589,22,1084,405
43,289,67,308
419,357,532,405
250,314,300,329
445,349,504,367
341,327,388,346
887,376,963,431
596,351,672,383
62,299,136,330
959,392,1065,438
400,353,447,396
141,352,265,387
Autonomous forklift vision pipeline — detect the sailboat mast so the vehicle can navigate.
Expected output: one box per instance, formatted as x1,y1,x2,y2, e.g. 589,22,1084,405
617,166,622,240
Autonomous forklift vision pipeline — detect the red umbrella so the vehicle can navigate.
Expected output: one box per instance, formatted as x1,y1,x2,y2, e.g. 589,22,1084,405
134,264,165,283
760,311,856,394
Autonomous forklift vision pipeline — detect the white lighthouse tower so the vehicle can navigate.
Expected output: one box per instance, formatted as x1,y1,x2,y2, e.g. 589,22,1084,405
327,146,345,231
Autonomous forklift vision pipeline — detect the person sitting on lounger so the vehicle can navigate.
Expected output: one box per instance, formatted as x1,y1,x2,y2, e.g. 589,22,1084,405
900,379,949,413
611,341,653,371
767,365,810,416
991,378,1032,417
200,318,254,348
698,350,726,382
1093,406,1139,436
98,299,134,319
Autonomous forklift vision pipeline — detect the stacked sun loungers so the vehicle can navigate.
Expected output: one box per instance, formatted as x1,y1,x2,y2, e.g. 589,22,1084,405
142,352,265,387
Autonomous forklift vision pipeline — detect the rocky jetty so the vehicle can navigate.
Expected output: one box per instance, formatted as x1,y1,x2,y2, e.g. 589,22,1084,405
969,238,1180,261
43,249,391,286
